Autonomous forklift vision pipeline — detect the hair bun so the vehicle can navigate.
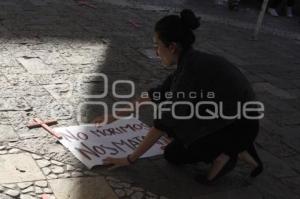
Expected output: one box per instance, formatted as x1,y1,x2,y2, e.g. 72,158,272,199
180,9,200,30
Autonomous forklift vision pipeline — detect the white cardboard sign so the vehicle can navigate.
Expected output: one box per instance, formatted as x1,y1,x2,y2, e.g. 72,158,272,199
54,118,168,169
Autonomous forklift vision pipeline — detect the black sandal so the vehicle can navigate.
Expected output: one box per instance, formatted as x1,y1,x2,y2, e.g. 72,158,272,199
248,144,263,178
195,156,237,185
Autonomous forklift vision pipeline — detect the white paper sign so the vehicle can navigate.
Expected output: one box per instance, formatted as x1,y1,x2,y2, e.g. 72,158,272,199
54,118,169,169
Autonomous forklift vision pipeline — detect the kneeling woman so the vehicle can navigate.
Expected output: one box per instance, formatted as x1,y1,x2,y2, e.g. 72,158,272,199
97,9,263,184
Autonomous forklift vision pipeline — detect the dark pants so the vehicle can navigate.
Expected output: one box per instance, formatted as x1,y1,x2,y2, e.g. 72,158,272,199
270,0,295,8
164,119,259,165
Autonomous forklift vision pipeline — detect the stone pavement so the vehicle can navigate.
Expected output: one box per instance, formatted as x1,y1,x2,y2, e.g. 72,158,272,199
0,0,299,198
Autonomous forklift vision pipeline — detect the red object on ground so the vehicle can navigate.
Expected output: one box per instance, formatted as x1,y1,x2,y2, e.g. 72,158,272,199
77,0,97,9
41,194,49,199
27,118,61,139
128,19,142,28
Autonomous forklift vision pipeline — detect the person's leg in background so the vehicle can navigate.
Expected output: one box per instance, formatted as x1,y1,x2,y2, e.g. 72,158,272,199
268,0,281,16
287,0,295,17
228,0,241,11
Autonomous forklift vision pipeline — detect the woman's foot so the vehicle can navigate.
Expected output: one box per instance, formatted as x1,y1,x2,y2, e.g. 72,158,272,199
195,154,237,185
238,145,263,178
250,162,263,177
268,8,279,17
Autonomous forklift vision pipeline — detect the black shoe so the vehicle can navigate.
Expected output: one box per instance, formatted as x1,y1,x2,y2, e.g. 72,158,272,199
248,144,263,178
195,156,237,185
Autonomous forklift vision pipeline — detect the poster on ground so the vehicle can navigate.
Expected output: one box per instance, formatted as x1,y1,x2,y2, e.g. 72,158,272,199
54,118,169,169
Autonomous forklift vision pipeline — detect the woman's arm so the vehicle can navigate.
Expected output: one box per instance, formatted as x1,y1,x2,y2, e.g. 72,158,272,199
103,127,164,170
128,127,164,161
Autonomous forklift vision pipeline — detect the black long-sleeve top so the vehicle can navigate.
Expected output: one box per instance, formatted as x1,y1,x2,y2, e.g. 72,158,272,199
148,48,256,147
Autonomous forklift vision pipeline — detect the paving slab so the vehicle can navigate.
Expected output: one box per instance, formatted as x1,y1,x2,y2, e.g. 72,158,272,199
282,155,300,173
256,129,298,158
43,83,73,99
281,176,300,196
0,193,14,199
195,186,263,199
0,125,18,141
280,126,300,152
10,137,82,166
49,177,117,199
250,174,300,199
0,98,31,111
258,148,298,178
0,153,45,184
16,57,54,74
253,82,297,99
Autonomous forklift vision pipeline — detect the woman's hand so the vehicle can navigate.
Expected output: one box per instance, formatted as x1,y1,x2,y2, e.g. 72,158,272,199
92,115,116,127
102,128,164,171
103,157,131,170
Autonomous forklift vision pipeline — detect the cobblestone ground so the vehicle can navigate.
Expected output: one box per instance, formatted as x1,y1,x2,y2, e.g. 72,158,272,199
0,0,299,199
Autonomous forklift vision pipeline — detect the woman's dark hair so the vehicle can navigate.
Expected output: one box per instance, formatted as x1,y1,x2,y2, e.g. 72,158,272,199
155,9,200,51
